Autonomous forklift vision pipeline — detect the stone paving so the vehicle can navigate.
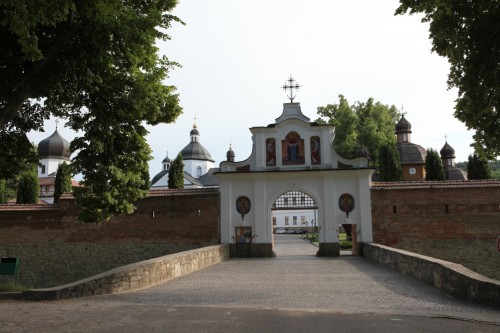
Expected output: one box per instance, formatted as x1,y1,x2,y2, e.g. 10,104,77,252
0,235,499,332
101,235,499,323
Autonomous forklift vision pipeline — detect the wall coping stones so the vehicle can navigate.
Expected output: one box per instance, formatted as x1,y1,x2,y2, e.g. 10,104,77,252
364,243,500,307
22,245,229,301
372,179,500,190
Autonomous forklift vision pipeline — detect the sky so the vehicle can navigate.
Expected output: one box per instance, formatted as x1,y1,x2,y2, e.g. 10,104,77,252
28,0,476,178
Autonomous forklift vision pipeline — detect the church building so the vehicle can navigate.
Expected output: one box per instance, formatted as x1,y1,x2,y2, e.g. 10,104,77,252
395,115,427,181
216,77,374,257
150,122,219,189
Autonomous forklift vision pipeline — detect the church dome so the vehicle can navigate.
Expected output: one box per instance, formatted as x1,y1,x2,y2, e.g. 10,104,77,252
190,127,200,136
395,115,412,133
356,146,370,159
162,155,171,163
37,129,71,159
181,142,215,162
440,142,455,159
226,144,235,162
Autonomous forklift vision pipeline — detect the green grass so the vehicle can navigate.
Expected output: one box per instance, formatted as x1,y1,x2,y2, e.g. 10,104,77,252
0,283,29,292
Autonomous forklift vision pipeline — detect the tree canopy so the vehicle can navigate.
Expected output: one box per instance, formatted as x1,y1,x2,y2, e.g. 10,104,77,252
425,148,445,181
467,153,491,180
396,0,500,158
16,170,39,204
53,162,73,203
316,95,400,170
0,0,183,222
378,144,402,182
168,153,184,189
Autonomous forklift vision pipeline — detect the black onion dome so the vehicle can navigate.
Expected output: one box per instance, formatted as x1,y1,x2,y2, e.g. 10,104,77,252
226,146,235,159
356,146,370,159
162,155,171,163
180,142,215,162
440,142,455,159
37,129,71,159
395,115,412,133
190,127,200,136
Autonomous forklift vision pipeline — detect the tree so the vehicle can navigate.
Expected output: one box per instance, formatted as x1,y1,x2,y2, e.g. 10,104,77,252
53,162,73,203
0,179,7,204
16,170,39,204
0,1,183,222
467,153,491,180
378,144,402,181
0,130,39,181
317,95,400,170
425,149,444,181
396,1,500,157
168,153,184,189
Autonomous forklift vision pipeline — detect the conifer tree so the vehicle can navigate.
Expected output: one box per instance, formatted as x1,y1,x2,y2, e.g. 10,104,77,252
16,170,39,204
53,162,73,203
467,153,491,180
168,153,184,189
0,179,7,204
425,149,445,181
378,144,402,181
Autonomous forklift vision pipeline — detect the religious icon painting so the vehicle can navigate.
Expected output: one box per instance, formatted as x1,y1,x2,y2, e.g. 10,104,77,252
236,196,251,220
281,131,305,165
310,136,321,165
266,138,276,166
338,193,355,218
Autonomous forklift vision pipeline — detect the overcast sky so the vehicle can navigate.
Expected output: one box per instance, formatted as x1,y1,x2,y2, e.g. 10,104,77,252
28,0,476,178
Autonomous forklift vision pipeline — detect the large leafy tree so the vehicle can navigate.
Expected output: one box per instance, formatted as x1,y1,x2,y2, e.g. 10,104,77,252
425,148,445,181
53,162,73,203
168,153,184,189
378,144,402,182
467,153,491,180
396,1,500,157
317,95,400,170
0,1,183,222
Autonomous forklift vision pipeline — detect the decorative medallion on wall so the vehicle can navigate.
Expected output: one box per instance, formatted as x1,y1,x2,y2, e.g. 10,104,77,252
338,193,355,218
266,138,276,166
310,136,321,165
236,196,251,220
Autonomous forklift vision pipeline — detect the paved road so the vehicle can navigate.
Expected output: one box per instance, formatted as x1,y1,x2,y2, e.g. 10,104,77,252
0,235,499,332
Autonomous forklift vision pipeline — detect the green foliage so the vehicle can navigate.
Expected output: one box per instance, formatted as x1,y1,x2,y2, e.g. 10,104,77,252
16,170,39,204
425,149,445,181
0,0,183,222
168,153,184,189
0,179,6,204
396,1,500,157
467,153,491,180
53,162,73,203
0,130,39,180
0,283,29,292
317,95,400,170
378,144,402,181
339,240,352,249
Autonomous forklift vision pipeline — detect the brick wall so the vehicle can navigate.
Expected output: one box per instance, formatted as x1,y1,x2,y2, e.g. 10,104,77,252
0,189,220,287
371,180,500,280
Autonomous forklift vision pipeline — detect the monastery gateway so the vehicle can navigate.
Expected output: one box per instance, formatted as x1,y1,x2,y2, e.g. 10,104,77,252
215,101,374,257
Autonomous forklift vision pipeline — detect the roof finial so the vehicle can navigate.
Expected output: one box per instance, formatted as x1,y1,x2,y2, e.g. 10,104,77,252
401,105,406,117
281,75,301,102
55,119,59,130
445,133,448,142
193,114,197,129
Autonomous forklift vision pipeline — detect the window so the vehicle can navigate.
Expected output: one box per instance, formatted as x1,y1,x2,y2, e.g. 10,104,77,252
293,216,297,225
41,165,46,174
197,166,202,177
284,198,288,206
301,216,306,225
292,197,297,206
301,196,305,206
273,217,276,226
285,216,289,225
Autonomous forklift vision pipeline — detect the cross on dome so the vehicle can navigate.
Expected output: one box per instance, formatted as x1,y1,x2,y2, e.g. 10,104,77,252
281,75,301,102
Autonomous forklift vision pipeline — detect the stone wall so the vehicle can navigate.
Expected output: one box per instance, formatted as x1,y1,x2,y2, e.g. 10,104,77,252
364,243,500,307
371,180,500,280
23,245,230,300
0,189,220,288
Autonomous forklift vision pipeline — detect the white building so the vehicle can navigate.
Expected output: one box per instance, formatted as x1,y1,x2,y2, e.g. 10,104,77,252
216,99,374,257
150,122,218,189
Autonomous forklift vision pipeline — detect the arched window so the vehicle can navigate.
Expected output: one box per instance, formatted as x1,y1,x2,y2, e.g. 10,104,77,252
197,166,202,177
41,165,46,174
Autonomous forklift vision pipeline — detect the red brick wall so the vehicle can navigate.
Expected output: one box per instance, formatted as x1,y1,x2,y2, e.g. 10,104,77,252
0,189,220,245
371,181,500,246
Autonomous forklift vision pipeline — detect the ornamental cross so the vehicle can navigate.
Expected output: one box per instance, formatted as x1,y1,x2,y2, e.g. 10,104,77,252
281,75,301,102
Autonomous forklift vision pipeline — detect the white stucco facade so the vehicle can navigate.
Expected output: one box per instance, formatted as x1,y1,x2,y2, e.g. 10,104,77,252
215,102,374,257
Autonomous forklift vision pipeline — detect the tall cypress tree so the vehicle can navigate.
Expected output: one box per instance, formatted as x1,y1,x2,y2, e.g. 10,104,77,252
378,144,402,181
16,170,39,204
54,162,73,203
425,149,445,181
168,153,184,189
467,153,491,180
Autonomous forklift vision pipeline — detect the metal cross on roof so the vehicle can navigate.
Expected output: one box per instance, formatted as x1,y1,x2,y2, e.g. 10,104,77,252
281,75,301,102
